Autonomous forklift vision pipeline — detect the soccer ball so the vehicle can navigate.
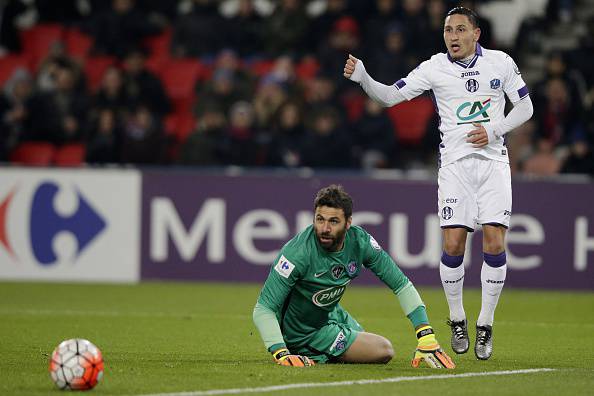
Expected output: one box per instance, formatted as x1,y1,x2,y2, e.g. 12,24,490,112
49,339,104,390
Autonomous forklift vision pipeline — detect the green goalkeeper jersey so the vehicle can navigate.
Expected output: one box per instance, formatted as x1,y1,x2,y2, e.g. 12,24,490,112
256,224,416,348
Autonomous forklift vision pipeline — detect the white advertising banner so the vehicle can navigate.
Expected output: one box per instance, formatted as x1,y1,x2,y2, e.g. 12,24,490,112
0,168,141,282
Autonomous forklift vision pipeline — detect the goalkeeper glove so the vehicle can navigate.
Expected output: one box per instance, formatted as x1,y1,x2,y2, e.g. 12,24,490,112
411,325,455,369
272,348,315,367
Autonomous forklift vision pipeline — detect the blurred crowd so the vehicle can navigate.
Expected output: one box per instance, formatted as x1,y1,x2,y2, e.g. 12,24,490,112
1,0,593,176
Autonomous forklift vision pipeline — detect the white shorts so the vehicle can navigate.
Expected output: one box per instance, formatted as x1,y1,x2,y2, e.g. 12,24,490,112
438,154,512,231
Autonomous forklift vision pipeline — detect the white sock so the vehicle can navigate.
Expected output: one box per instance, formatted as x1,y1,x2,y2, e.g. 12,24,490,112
439,262,466,322
477,262,507,326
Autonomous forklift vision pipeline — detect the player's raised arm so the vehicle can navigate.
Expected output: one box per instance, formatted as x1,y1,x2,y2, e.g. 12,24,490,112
343,54,406,107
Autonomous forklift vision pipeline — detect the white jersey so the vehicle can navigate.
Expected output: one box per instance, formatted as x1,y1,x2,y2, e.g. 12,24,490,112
394,44,529,167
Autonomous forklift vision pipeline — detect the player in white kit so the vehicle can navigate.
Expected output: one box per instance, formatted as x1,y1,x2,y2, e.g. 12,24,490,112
343,7,533,360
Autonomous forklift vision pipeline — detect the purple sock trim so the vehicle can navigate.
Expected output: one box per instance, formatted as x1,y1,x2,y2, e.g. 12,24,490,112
484,251,506,267
441,252,464,268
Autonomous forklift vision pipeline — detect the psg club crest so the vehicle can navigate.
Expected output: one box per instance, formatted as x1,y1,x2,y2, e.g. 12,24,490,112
347,262,357,276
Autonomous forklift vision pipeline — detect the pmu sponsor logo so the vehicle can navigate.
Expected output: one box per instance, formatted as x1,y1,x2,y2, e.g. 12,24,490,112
312,281,350,307
0,181,106,265
456,98,491,125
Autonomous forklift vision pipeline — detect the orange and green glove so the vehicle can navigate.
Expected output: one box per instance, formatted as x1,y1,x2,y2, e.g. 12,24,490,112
411,325,455,369
272,348,315,367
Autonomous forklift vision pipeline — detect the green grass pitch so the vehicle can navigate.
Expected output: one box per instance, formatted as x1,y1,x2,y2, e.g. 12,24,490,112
0,281,593,395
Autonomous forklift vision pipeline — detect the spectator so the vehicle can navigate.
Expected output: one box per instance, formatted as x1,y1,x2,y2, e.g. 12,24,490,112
561,135,594,175
300,106,353,168
179,102,228,166
368,23,411,85
253,75,288,129
225,100,258,166
122,48,170,116
93,66,128,113
86,108,122,163
263,0,309,57
120,104,165,164
26,63,89,144
35,0,84,25
225,0,263,57
171,0,226,58
0,68,33,159
351,98,397,169
0,0,27,54
86,0,161,57
317,16,361,91
195,68,248,120
308,0,353,53
266,100,305,167
363,0,401,50
533,77,585,146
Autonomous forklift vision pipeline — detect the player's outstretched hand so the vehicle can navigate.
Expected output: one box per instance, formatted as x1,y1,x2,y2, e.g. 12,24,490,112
344,54,364,82
411,326,455,369
272,348,315,367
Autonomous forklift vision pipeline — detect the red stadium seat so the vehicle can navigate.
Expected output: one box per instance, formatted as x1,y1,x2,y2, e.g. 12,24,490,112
84,56,117,92
54,143,86,167
65,28,94,59
160,59,203,114
10,142,56,166
387,97,435,145
0,55,30,87
296,57,320,80
143,28,172,59
20,24,64,68
249,59,275,77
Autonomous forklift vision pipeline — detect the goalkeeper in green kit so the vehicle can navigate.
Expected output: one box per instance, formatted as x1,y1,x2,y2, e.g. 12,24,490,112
253,185,455,368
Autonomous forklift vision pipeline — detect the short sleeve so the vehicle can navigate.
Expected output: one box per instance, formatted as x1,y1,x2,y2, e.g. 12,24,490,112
502,54,529,103
394,59,433,101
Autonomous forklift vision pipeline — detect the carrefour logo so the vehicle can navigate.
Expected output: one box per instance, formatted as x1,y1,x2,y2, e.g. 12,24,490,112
0,182,106,265
312,281,350,307
456,98,491,125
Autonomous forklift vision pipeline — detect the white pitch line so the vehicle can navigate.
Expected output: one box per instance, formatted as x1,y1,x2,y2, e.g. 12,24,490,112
137,368,556,396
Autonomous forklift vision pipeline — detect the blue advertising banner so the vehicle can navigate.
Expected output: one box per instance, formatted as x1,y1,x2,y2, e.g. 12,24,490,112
141,171,594,289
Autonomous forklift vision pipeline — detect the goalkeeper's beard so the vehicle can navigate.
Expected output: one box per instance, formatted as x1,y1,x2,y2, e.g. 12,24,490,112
316,228,347,252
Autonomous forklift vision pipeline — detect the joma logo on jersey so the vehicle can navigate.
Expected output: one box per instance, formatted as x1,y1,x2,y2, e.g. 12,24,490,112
312,281,350,307
456,98,491,125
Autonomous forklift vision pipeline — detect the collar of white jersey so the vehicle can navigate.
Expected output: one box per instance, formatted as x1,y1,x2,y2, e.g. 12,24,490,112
447,43,483,69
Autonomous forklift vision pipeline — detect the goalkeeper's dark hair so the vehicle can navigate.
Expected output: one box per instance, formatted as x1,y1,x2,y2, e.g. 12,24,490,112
446,6,479,28
314,185,353,219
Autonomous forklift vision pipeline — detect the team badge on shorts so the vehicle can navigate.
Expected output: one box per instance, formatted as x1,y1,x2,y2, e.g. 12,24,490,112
442,206,454,220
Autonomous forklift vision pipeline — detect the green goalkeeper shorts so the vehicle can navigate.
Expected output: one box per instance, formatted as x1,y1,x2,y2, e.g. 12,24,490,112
288,306,364,363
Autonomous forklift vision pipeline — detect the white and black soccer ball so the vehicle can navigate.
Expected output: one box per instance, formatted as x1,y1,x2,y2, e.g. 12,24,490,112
49,339,104,390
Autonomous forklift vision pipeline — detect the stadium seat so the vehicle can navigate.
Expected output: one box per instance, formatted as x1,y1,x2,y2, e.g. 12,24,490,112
65,28,94,59
160,59,203,114
19,24,64,68
164,113,196,141
0,55,30,87
84,56,118,92
296,57,320,80
387,97,435,145
143,28,172,59
54,143,86,167
249,59,275,77
9,142,56,166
